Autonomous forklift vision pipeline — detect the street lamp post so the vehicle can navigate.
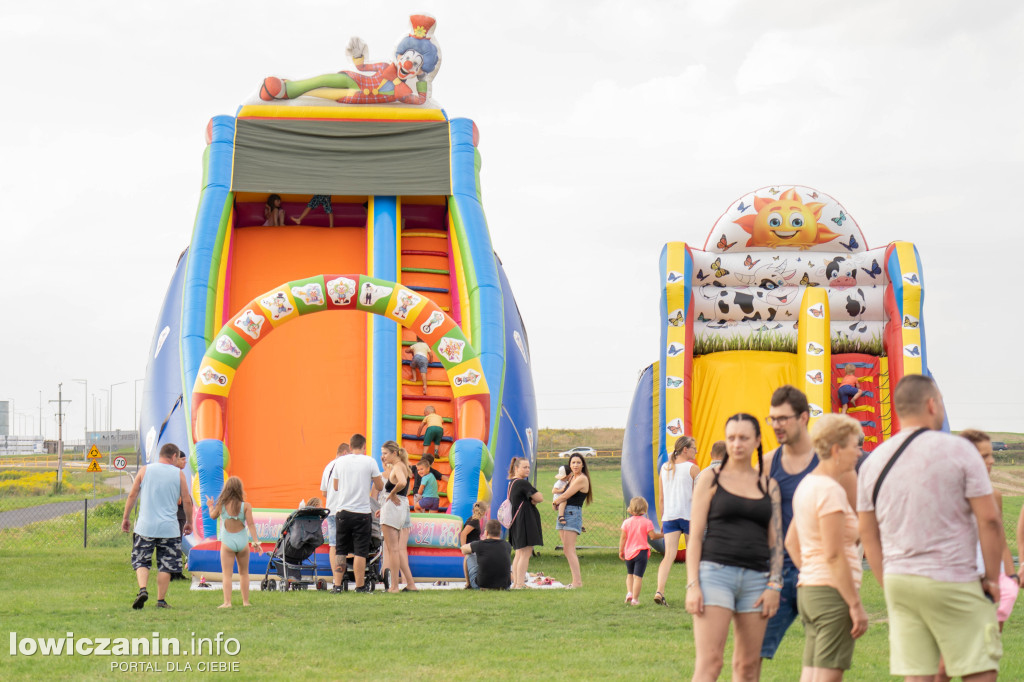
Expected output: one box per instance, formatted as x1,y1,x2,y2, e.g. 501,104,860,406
108,381,127,465
73,379,87,459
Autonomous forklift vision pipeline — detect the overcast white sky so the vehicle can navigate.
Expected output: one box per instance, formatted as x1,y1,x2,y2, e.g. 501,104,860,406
2,1,1022,440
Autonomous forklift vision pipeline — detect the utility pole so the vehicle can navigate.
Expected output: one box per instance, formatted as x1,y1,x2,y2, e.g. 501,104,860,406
49,383,71,491
74,379,87,459
109,381,126,466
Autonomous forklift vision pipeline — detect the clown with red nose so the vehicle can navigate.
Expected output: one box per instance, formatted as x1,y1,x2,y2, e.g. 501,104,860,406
259,14,442,106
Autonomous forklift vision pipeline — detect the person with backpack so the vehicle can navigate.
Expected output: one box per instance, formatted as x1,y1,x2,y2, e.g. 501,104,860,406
504,457,543,589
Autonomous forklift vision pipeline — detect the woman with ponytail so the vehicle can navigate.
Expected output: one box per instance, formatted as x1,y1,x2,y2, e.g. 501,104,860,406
654,435,700,606
685,413,784,681
380,440,417,592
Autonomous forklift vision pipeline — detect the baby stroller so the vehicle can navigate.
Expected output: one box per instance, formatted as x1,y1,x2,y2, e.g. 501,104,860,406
260,506,331,591
338,531,391,591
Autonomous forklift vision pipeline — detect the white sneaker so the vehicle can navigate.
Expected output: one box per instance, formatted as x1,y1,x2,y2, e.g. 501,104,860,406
624,593,633,604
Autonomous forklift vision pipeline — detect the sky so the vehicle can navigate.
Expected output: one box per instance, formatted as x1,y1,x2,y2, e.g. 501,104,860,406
1,0,1023,441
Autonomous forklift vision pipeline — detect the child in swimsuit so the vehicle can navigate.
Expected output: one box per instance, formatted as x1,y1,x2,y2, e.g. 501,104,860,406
206,476,263,608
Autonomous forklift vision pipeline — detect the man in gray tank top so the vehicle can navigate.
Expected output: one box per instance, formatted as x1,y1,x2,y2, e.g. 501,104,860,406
122,443,193,609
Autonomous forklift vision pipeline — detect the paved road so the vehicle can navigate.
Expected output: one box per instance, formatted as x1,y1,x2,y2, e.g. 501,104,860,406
0,495,125,530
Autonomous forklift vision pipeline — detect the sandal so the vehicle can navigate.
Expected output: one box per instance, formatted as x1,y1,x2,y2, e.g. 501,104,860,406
558,515,566,525
654,591,667,606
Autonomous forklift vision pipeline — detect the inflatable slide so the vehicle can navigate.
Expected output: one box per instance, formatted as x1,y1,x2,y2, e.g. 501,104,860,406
138,14,537,580
623,185,938,555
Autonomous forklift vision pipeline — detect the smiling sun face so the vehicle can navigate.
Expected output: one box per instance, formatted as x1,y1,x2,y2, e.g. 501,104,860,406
734,189,839,250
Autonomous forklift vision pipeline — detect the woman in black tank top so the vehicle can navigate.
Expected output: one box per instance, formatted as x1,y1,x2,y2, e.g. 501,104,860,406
684,413,784,681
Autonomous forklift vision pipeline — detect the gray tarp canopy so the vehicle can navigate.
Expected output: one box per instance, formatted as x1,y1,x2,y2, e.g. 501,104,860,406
231,118,451,196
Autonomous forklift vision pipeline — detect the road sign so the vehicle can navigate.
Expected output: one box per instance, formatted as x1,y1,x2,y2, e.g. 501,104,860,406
86,460,102,473
87,445,102,459
113,456,127,471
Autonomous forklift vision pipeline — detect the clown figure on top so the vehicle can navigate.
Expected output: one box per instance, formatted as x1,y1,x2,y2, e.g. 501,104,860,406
259,14,442,106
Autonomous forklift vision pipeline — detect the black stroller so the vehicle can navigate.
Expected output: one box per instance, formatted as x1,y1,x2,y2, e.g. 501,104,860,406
338,532,391,591
260,506,331,591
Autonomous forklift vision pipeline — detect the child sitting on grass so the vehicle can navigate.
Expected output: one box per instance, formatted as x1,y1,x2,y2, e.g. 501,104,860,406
460,501,488,588
413,459,440,512
206,476,263,608
618,497,663,606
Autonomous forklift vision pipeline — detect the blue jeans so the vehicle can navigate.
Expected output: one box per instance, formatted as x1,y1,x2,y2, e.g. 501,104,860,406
761,563,800,659
466,554,479,589
555,504,583,534
699,561,769,613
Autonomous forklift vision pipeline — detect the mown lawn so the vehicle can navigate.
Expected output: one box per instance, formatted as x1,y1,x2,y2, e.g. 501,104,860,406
3,496,1024,680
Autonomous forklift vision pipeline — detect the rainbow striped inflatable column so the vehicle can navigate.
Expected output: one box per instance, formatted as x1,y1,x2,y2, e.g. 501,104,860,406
882,241,926,433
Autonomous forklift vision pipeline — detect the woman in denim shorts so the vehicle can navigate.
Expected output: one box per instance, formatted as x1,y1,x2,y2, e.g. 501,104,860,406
685,413,784,680
552,453,592,588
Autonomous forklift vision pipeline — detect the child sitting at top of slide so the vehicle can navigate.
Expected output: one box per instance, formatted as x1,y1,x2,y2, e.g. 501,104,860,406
263,194,285,226
413,459,440,512
838,363,865,414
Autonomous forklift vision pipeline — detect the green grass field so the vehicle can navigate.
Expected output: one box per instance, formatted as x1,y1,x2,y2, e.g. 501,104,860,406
4,467,1024,679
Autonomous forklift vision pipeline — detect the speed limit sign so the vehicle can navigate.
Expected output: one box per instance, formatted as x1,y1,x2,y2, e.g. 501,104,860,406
113,456,128,470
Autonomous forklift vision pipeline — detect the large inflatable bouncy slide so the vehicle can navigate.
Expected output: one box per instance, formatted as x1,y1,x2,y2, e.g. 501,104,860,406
139,14,537,580
623,185,937,552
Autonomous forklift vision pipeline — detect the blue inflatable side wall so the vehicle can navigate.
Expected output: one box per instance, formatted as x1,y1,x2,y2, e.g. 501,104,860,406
621,363,660,545
140,250,189,466
491,258,539,515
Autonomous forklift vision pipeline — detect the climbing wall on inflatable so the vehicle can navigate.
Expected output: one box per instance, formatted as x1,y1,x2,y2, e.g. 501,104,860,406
623,185,935,545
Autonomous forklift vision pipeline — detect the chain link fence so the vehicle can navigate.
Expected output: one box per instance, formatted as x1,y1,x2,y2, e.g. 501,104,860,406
534,454,625,550
0,459,135,551
1,454,631,553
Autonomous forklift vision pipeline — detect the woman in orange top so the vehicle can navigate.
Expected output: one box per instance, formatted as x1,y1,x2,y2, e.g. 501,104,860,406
785,414,868,679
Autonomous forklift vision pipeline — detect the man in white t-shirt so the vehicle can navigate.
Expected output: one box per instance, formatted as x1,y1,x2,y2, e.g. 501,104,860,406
858,375,1003,680
329,433,383,592
320,442,350,586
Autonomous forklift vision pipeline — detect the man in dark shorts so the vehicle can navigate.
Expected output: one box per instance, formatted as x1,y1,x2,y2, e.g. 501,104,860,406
461,520,511,590
122,443,193,609
329,434,384,592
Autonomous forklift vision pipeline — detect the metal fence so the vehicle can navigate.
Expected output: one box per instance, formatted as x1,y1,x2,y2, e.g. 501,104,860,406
534,456,625,550
1,454,630,553
0,459,134,551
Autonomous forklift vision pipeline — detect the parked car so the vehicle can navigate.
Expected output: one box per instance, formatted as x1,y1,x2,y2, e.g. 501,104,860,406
992,441,1008,451
558,446,597,458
